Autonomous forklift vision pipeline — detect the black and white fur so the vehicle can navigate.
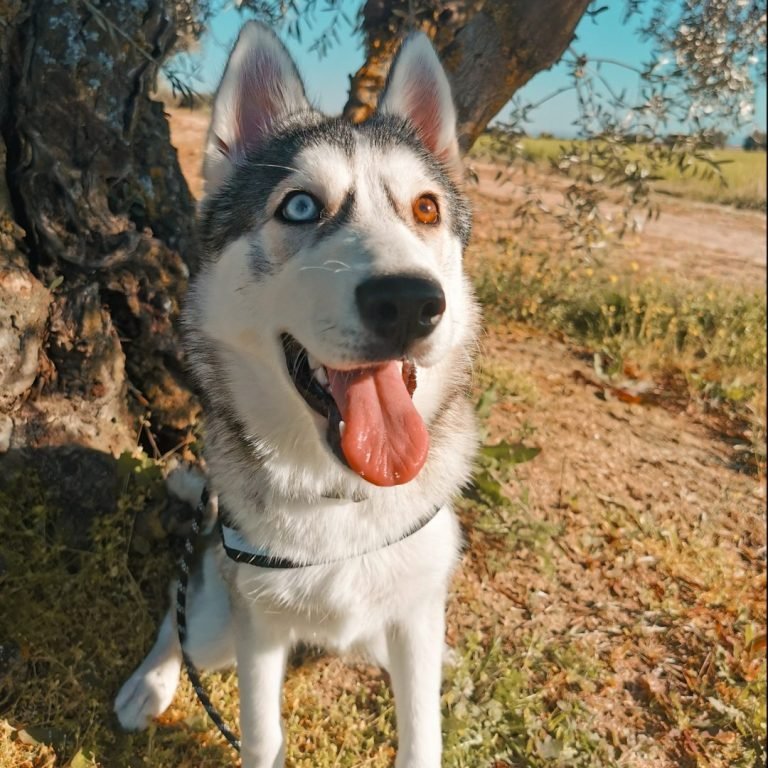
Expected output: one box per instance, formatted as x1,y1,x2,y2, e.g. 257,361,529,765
115,22,479,768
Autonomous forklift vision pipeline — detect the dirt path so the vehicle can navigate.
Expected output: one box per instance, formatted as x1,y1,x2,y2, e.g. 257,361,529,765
168,108,210,200
482,327,759,505
470,162,767,287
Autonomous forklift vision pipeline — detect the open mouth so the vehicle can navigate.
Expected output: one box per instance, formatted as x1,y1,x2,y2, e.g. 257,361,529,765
281,334,429,487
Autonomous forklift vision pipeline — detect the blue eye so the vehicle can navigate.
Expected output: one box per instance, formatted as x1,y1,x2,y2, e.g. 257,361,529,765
279,192,321,223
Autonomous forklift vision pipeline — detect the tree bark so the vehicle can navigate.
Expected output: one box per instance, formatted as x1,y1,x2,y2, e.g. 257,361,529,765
0,0,200,455
343,0,591,152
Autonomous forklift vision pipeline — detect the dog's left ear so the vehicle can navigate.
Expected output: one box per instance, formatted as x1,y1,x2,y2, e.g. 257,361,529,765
377,33,460,171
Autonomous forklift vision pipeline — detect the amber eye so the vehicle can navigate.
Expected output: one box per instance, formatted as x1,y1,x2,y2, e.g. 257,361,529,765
412,195,440,225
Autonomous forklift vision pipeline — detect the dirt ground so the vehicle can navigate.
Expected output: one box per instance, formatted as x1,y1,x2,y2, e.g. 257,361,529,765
160,108,766,766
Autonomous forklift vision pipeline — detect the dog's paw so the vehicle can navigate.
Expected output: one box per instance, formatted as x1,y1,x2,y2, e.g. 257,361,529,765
114,660,180,731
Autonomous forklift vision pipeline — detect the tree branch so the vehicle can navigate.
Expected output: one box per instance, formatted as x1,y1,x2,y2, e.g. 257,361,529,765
343,0,591,152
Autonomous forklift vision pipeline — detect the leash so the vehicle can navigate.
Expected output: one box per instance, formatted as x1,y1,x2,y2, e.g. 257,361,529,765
175,486,441,752
175,486,242,752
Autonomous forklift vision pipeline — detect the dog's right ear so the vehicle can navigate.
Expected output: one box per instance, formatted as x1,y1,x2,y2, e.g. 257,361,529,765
203,22,309,194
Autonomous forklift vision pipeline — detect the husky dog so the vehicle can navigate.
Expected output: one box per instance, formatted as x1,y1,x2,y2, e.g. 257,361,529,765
115,21,478,768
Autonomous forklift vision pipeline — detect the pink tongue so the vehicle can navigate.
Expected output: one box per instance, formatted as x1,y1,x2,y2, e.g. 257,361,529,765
327,362,429,487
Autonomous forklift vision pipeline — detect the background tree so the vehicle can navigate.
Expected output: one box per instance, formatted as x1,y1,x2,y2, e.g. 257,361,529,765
0,0,765,461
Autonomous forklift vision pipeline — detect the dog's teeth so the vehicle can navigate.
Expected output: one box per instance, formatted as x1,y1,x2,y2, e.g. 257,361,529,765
314,367,329,387
307,353,320,370
339,420,346,436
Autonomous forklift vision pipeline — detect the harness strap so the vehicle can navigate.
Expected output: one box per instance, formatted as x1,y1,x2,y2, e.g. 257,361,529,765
176,487,443,752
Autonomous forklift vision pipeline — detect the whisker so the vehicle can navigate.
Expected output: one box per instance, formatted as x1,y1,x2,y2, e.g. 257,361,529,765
292,348,308,379
239,162,302,174
299,260,365,274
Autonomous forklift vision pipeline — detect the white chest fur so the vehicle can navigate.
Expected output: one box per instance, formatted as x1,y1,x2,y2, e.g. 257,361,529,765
225,505,461,654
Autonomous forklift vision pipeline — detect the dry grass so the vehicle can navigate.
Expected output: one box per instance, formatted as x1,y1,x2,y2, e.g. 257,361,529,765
1,263,765,766
3,441,762,768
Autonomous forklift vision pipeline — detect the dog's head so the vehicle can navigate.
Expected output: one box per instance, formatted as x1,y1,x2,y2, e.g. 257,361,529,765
188,22,477,491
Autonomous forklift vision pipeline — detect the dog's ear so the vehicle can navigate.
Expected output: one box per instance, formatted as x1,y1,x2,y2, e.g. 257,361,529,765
377,33,460,171
203,22,309,194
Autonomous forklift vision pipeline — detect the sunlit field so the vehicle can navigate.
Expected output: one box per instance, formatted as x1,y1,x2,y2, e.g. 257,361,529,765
472,134,767,209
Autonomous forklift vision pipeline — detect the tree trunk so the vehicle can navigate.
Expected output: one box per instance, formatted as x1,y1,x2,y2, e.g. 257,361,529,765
0,0,199,456
343,0,591,152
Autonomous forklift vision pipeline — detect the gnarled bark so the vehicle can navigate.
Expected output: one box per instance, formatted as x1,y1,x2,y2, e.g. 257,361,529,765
0,0,200,455
343,0,483,125
343,0,591,152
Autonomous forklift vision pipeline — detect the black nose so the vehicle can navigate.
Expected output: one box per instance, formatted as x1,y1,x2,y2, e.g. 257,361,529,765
356,275,446,347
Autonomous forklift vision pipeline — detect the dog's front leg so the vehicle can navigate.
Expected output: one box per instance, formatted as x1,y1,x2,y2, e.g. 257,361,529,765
387,599,446,768
233,603,288,768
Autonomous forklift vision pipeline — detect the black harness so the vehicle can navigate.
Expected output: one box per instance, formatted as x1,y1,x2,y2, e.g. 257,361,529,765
175,487,441,753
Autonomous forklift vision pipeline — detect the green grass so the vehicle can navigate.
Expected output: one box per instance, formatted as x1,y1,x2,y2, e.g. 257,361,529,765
652,146,767,208
472,246,766,469
472,134,767,209
477,254,766,380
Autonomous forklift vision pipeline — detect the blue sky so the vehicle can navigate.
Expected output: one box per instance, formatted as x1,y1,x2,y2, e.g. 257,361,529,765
170,1,766,142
